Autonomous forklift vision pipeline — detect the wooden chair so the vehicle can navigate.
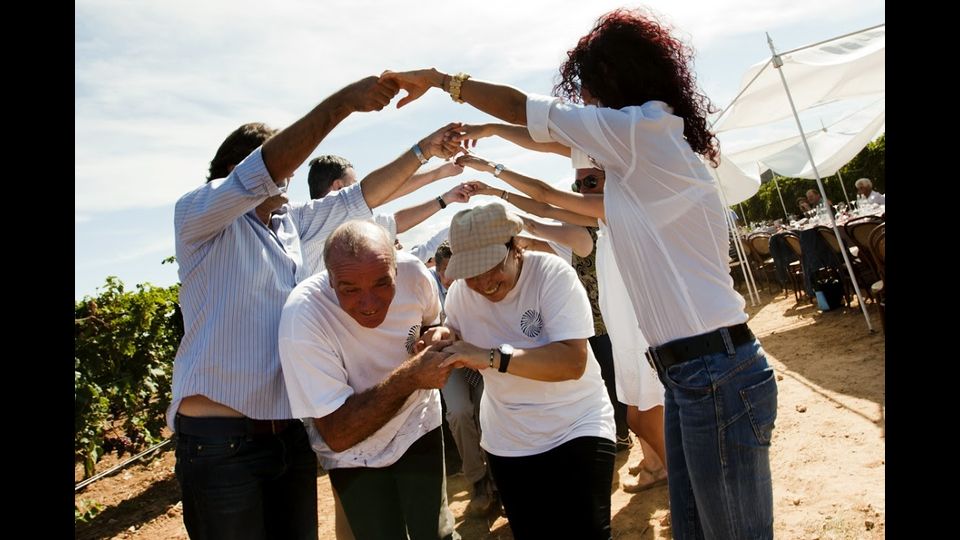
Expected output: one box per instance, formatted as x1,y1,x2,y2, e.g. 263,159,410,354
844,216,884,280
780,232,806,302
815,225,877,304
868,224,885,332
746,233,781,293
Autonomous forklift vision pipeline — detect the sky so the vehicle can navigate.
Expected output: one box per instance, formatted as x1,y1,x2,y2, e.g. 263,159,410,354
75,0,885,300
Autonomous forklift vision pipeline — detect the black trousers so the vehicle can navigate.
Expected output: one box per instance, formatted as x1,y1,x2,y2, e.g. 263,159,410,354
328,427,456,540
487,436,616,540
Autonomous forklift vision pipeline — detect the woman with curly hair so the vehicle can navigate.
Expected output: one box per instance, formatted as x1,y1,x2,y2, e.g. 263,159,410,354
383,7,777,539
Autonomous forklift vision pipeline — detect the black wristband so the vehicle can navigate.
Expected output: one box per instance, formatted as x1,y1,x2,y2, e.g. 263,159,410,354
498,350,512,373
436,196,447,209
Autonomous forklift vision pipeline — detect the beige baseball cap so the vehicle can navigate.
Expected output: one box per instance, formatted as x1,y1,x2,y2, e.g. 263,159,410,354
445,203,523,280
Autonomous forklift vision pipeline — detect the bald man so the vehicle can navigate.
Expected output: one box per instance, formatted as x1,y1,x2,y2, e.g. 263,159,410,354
278,220,459,540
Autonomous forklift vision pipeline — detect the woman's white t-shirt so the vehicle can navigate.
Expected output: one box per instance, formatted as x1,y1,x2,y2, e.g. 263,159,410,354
444,251,615,457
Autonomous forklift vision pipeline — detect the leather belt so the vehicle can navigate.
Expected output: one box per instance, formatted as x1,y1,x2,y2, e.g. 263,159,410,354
175,413,299,437
645,323,755,372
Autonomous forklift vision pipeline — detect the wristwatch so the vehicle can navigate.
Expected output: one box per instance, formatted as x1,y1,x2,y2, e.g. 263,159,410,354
493,163,505,177
497,343,514,373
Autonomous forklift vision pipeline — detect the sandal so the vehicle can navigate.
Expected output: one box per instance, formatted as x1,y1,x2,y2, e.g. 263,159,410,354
623,466,668,493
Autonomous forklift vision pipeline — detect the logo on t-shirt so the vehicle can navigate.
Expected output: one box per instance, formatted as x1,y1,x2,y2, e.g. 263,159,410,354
406,324,421,354
520,309,543,338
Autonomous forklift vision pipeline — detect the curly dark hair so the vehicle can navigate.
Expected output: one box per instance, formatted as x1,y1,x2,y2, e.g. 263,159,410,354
554,8,719,166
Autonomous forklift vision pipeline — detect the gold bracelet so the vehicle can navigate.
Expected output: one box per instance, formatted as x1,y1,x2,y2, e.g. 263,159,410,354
488,348,495,369
449,72,471,103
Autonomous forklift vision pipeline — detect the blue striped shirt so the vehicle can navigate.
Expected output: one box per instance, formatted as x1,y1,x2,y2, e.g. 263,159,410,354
167,147,371,429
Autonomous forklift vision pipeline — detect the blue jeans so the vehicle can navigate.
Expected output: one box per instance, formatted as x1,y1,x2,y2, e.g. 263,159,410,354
656,338,777,540
175,421,318,540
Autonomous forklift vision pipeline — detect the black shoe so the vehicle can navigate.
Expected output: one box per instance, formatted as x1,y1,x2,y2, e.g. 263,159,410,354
616,434,633,452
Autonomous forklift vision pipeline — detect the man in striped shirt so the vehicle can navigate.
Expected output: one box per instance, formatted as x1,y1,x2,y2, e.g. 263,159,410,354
168,75,459,540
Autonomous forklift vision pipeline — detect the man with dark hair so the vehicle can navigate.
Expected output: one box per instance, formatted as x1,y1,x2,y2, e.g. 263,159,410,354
169,74,460,539
308,154,356,197
207,122,279,181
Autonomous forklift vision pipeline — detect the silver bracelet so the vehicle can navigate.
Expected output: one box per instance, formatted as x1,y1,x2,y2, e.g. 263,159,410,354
411,144,428,165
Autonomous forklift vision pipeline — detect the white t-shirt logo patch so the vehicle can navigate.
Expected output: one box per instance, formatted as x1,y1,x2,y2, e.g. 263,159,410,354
406,324,421,354
520,309,543,338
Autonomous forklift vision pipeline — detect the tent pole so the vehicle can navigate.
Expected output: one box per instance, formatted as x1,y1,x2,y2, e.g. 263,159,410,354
717,181,760,305
837,170,852,205
767,33,874,332
765,165,789,220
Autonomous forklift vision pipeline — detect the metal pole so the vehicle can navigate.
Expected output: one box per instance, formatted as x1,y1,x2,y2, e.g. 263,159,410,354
837,170,852,205
767,167,789,220
767,33,874,332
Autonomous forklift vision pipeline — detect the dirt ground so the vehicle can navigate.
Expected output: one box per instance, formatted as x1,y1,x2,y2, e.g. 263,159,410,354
75,289,885,539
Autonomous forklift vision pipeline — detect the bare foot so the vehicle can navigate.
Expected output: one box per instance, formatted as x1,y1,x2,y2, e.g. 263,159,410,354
623,466,668,493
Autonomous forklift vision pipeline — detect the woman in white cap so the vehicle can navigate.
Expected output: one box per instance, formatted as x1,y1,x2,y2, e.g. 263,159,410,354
419,202,615,539
384,7,778,539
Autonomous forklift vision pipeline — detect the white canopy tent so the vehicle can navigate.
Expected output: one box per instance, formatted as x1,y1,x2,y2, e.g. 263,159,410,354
710,24,884,331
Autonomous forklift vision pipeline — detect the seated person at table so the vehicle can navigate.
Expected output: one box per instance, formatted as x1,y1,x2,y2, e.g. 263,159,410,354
797,197,812,216
855,178,885,206
806,189,831,209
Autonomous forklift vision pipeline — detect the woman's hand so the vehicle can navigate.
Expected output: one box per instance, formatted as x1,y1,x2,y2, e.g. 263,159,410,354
464,180,497,197
450,123,494,150
454,153,495,173
379,69,444,108
420,123,463,160
414,326,457,354
439,340,491,370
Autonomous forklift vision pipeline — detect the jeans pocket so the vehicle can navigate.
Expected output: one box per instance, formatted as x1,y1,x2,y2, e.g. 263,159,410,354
740,372,778,446
664,358,713,395
183,436,245,463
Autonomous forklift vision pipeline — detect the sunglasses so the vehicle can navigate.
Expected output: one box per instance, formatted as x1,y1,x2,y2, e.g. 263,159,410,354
571,174,601,193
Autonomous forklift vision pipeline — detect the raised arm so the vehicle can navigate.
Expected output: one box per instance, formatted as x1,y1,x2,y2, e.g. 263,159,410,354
457,154,605,221
381,69,527,125
518,216,594,258
382,162,464,203
261,76,399,183
466,180,598,228
393,183,471,234
359,123,462,209
314,344,454,453
455,123,570,157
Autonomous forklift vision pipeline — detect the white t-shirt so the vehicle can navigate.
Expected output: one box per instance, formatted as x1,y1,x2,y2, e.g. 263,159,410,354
444,251,615,457
529,95,748,347
278,251,442,469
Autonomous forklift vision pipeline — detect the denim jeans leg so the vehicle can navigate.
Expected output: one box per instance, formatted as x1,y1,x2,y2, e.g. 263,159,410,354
175,433,270,540
660,339,778,540
262,423,319,540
